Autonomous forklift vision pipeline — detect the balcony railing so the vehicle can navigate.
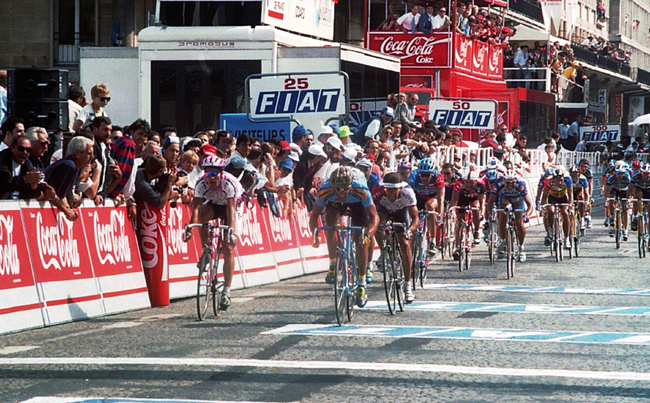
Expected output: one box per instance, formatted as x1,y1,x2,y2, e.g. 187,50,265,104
53,32,80,66
637,68,650,86
571,45,631,77
509,0,543,23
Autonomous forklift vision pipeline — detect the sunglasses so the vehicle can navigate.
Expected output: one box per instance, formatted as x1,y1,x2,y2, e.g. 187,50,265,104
100,97,111,102
334,186,350,192
205,171,221,177
16,146,32,153
419,173,432,177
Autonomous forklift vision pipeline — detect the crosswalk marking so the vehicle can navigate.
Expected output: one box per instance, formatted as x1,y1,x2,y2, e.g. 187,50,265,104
423,283,650,296
361,300,650,316
263,324,650,346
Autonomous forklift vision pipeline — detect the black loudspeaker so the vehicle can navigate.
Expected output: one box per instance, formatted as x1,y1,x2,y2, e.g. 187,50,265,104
7,101,69,132
7,69,69,101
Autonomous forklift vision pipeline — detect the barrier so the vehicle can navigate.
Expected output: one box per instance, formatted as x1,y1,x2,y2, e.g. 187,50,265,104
293,204,330,274
266,201,304,280
136,201,169,307
166,203,204,299
237,201,278,287
0,201,44,334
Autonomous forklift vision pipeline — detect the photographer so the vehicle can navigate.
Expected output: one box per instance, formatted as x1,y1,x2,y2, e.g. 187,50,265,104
133,155,176,209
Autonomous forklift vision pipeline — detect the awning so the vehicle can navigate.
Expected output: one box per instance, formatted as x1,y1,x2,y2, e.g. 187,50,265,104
511,24,549,43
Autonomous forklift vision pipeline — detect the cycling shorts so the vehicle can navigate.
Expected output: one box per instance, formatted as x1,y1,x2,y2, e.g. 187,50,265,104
376,204,408,233
204,201,242,236
548,195,569,205
608,188,626,200
416,193,439,210
325,201,369,227
497,194,525,208
458,194,481,206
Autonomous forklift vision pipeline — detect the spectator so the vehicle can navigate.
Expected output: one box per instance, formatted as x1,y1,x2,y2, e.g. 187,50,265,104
417,5,436,34
133,155,176,209
559,62,576,102
182,137,202,154
0,117,26,152
513,45,529,88
355,106,394,145
231,133,253,161
394,93,412,132
377,2,400,31
119,140,160,201
291,125,311,153
67,84,86,132
91,116,120,202
479,131,499,149
213,130,234,158
396,5,420,33
574,133,590,151
564,115,582,151
0,135,42,199
571,64,588,102
430,7,451,32
72,83,110,131
24,126,49,172
557,117,570,141
110,118,151,197
514,135,528,151
162,136,181,172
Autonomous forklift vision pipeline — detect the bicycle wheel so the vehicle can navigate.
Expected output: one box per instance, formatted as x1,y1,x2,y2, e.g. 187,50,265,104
382,244,397,315
212,242,223,317
488,221,496,265
567,216,573,260
457,226,465,272
446,218,456,258
394,243,406,312
465,224,472,271
615,211,621,250
334,251,347,326
196,250,215,321
410,232,422,291
639,215,646,259
506,227,514,279
346,245,357,323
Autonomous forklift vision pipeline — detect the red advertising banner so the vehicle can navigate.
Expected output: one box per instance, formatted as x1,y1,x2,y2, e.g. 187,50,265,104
166,203,203,299
136,201,169,306
454,35,473,72
237,201,278,286
293,204,329,275
0,202,44,333
368,32,451,67
265,200,303,280
401,75,433,89
472,41,489,76
488,44,504,79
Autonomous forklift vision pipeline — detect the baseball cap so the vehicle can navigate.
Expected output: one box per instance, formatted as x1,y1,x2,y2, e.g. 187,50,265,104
356,158,373,169
329,124,341,136
318,126,334,136
381,106,395,118
327,136,344,151
163,136,180,147
341,148,358,162
201,144,217,156
279,158,294,171
280,140,292,151
288,151,300,162
217,131,233,139
339,125,352,139
182,137,201,150
292,125,309,139
307,144,327,158
229,156,246,170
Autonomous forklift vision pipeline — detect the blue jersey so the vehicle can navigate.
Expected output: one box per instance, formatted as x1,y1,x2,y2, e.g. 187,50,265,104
315,178,373,208
367,172,380,190
491,177,528,198
606,172,631,191
407,169,445,197
574,176,588,189
575,165,592,180
632,174,650,191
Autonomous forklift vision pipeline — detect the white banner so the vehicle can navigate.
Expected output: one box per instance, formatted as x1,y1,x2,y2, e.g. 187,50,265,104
262,0,334,41
428,99,497,129
629,95,645,123
580,124,621,143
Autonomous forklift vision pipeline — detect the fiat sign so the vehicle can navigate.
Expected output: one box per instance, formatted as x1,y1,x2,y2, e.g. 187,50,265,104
428,99,497,129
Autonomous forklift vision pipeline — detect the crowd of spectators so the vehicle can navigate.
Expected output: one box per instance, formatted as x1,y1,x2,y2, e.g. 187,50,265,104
579,36,631,65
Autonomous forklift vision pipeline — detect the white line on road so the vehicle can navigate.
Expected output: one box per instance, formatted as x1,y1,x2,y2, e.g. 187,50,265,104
0,346,39,355
1,357,650,382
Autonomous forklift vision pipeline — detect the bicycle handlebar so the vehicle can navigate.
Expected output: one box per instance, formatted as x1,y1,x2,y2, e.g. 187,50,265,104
540,203,572,208
314,225,367,242
185,223,232,232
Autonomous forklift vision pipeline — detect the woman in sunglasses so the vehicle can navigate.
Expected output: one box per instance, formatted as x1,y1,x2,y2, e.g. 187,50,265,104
185,156,245,311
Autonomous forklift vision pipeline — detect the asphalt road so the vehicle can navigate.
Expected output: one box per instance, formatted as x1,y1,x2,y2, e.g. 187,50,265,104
2,206,650,403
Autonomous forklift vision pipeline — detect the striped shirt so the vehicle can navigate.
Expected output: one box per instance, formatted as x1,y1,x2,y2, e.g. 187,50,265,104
109,135,135,197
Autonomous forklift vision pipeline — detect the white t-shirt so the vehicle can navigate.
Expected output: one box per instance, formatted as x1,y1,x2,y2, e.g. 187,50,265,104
374,186,416,214
75,104,108,130
68,100,83,132
396,12,420,31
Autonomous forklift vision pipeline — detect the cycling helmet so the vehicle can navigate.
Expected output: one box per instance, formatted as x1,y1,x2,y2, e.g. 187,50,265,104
464,170,479,181
632,160,641,170
329,167,353,189
609,159,616,167
569,166,580,176
202,156,227,169
615,162,627,174
503,169,518,181
578,159,589,166
487,157,500,170
641,163,650,174
544,168,555,177
485,169,499,181
552,167,565,178
417,158,435,173
398,160,412,171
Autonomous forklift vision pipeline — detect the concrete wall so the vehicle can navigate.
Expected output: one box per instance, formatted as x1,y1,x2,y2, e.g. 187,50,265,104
0,1,52,68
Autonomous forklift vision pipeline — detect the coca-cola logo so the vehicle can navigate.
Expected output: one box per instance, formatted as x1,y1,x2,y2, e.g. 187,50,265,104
0,214,19,276
36,212,80,270
94,210,131,265
167,206,188,256
238,205,263,247
139,204,166,273
455,38,471,65
489,47,501,71
378,35,446,60
296,206,312,238
404,83,425,88
268,201,293,243
473,45,488,69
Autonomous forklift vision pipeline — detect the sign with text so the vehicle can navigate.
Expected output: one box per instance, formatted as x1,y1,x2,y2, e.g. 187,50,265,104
368,33,451,68
221,113,291,142
262,0,334,41
580,124,621,143
428,99,497,129
248,72,347,124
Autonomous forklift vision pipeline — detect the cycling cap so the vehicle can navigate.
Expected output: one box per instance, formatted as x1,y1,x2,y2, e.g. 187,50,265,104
329,167,353,189
398,160,412,170
544,168,555,177
417,158,435,173
487,157,500,169
578,159,589,166
202,156,226,169
380,172,406,188
641,163,650,174
464,170,479,181
569,166,580,176
615,162,627,173
503,169,518,181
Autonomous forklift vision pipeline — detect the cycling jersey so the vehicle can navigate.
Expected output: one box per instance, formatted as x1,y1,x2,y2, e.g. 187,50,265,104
576,165,592,180
490,177,528,197
631,174,650,191
371,186,416,214
452,179,487,200
537,174,552,190
444,172,461,203
407,169,445,197
543,176,573,198
315,178,373,208
606,172,631,191
194,171,245,205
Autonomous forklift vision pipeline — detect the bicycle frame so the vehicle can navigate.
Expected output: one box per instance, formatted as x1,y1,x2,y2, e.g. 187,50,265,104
606,197,626,249
450,206,479,272
378,221,407,314
495,206,520,279
637,199,650,258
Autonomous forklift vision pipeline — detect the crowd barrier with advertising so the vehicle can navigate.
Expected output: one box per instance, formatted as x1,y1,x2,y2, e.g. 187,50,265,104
0,198,329,335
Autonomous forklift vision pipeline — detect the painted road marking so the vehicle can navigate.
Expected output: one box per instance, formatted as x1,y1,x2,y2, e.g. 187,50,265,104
262,324,650,346
19,400,244,403
362,300,650,316
424,283,650,296
3,356,650,382
0,346,39,355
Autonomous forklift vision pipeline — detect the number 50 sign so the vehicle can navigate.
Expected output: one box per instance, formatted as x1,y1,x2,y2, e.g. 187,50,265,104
428,98,497,129
246,71,349,124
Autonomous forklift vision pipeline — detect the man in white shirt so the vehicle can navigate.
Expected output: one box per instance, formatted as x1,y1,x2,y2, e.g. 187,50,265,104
67,84,85,132
557,117,570,140
431,7,451,32
397,5,420,33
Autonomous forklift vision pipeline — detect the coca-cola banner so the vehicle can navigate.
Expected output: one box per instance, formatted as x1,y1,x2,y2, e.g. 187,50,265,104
293,204,329,275
237,201,278,287
80,203,150,314
488,45,504,79
472,41,489,76
368,33,451,68
0,201,44,334
265,200,303,280
401,75,433,89
21,201,103,325
454,35,473,72
136,201,169,307
166,204,204,299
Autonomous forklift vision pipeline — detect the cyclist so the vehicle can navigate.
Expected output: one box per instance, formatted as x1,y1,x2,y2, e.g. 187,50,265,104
569,166,589,228
604,162,631,240
184,156,244,311
450,170,486,260
397,160,412,182
631,160,642,180
371,172,419,302
601,160,616,226
629,163,650,232
542,167,574,249
442,162,461,210
481,168,501,241
576,159,593,228
408,157,445,256
535,168,556,211
489,169,534,262
309,167,379,307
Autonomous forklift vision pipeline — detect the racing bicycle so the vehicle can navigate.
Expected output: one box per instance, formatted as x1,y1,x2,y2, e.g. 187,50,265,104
377,221,407,314
411,210,435,289
494,206,518,279
450,206,479,272
637,199,650,258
